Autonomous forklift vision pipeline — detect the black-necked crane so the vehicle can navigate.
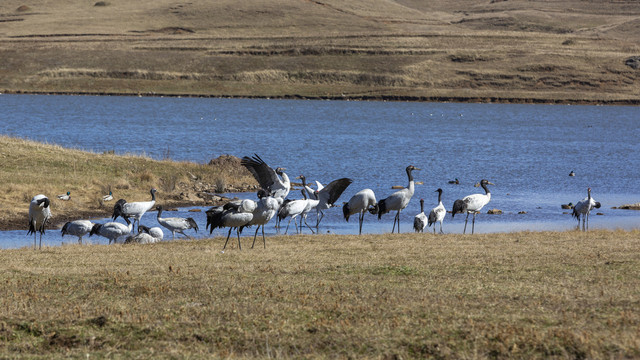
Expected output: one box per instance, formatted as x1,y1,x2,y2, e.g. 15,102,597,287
57,191,71,201
377,165,420,233
343,188,377,235
61,220,94,244
125,225,161,244
156,205,199,240
138,224,164,240
452,179,494,234
241,154,290,201
208,201,253,250
241,154,291,229
240,190,280,248
28,194,52,249
112,188,157,231
296,175,320,234
278,189,311,235
310,177,353,228
572,187,601,231
89,217,133,244
428,188,446,234
413,198,427,233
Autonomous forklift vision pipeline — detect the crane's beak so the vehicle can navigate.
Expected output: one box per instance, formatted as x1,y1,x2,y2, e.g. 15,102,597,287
413,167,421,171
488,181,495,185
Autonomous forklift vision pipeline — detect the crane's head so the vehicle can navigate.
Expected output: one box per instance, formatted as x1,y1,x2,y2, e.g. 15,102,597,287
406,165,421,172
257,189,268,199
475,179,495,187
275,167,286,175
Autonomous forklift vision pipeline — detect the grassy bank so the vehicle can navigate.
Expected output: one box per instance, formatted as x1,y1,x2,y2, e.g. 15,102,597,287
0,230,638,358
1,0,639,104
0,136,256,230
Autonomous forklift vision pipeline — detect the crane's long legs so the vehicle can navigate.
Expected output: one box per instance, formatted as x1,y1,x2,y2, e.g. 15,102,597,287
463,213,470,234
223,228,233,249
285,216,296,235
586,212,590,231
358,210,365,235
316,210,324,229
303,216,316,234
391,211,400,233
471,213,477,234
251,226,260,248
439,222,444,234
236,228,242,250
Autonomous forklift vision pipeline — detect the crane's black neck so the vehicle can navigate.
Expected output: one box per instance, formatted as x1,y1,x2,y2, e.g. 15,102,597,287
420,199,424,212
406,167,414,182
150,189,156,201
481,181,491,195
437,189,442,203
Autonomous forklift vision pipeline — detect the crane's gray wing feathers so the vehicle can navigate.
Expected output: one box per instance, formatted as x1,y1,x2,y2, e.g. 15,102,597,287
241,154,279,193
319,178,353,206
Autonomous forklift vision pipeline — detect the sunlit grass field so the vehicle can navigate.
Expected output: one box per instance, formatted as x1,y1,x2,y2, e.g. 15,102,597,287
1,230,638,358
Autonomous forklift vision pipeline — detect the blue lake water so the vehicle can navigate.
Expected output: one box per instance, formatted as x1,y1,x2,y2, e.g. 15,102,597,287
1,94,639,248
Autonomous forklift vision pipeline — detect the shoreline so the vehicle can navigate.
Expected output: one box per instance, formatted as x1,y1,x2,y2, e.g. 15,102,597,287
3,90,640,107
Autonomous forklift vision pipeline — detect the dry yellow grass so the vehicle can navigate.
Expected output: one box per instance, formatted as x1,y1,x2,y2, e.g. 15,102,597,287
0,230,638,358
0,135,256,230
0,0,638,103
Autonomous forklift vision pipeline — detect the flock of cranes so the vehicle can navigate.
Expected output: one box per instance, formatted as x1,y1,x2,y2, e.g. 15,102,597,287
26,154,603,249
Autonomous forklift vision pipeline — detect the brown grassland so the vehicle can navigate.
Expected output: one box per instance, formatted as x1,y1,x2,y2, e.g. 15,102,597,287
0,0,639,104
0,230,639,358
0,135,256,230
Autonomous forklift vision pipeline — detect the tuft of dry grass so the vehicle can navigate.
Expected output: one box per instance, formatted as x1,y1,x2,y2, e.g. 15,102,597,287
0,230,638,358
0,136,256,230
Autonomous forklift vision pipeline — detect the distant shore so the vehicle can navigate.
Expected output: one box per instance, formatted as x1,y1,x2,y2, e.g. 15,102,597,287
4,90,640,106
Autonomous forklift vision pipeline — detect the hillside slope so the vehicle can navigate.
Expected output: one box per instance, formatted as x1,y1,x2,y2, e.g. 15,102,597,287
0,0,639,103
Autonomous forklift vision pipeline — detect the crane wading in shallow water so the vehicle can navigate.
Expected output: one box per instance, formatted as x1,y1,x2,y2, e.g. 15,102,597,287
377,165,420,233
89,217,133,244
156,205,199,240
28,194,52,249
572,187,601,231
452,179,494,234
61,220,94,244
112,188,157,231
